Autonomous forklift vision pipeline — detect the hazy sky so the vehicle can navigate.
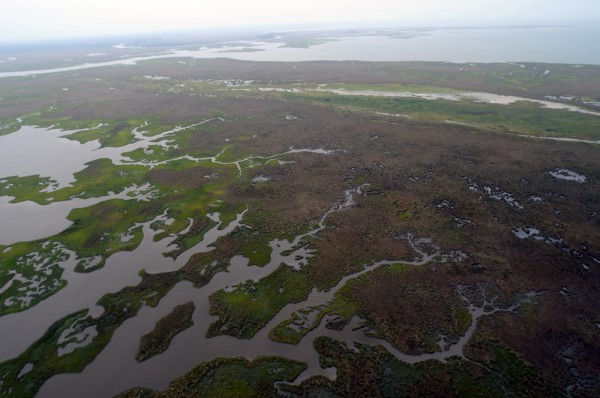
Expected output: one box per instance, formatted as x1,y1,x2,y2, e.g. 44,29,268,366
2,0,599,42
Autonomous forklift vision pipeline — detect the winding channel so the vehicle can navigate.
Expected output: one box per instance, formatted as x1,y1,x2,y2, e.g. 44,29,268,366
36,187,523,397
1,120,533,397
0,210,247,362
0,121,339,244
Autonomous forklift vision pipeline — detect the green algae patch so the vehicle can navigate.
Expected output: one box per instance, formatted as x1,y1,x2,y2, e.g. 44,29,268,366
269,262,472,354
136,301,195,362
2,59,599,397
269,305,326,345
64,122,135,147
0,271,180,398
0,254,234,398
18,115,164,148
57,199,150,272
0,310,92,398
0,175,55,203
118,357,306,398
277,336,560,398
0,159,148,205
208,265,316,339
0,133,277,316
0,240,69,315
225,225,274,267
282,91,600,140
338,264,471,355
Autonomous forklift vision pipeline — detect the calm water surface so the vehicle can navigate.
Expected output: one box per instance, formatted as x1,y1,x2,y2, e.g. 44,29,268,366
1,25,599,79
1,23,598,396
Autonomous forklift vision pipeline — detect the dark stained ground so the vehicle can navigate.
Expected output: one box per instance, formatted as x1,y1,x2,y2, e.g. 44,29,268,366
1,58,599,396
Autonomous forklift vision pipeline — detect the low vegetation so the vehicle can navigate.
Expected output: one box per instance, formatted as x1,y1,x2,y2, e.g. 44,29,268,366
0,57,599,397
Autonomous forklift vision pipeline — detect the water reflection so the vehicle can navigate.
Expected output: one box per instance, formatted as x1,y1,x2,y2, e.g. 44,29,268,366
1,26,599,79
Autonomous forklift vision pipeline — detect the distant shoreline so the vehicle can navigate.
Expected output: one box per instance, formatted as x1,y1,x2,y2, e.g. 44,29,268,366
1,25,599,77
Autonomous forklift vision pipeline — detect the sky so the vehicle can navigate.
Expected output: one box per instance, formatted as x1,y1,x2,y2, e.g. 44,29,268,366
1,0,599,42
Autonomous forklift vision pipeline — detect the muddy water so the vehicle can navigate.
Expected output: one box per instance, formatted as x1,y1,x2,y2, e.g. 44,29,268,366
0,210,246,362
4,172,501,396
35,187,365,396
0,126,101,187
37,233,495,398
0,128,505,397
0,121,215,190
36,191,491,398
1,25,599,80
0,122,337,245
0,184,154,245
0,121,218,244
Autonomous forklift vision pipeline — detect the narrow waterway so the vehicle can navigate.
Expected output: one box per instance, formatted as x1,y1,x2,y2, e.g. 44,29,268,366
0,121,341,244
0,120,216,191
0,184,155,245
0,210,246,362
35,188,512,398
